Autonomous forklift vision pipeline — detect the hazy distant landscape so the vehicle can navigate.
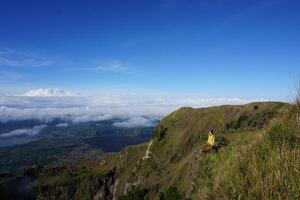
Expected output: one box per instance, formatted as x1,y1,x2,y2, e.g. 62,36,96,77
0,92,161,172
0,118,155,173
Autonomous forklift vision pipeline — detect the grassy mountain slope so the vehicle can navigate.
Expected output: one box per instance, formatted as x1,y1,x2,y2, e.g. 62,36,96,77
115,102,291,199
1,101,298,200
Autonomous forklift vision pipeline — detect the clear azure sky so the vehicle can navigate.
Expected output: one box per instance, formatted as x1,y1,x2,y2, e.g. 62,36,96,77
0,0,299,100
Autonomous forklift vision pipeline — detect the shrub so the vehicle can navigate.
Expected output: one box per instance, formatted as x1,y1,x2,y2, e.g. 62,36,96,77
294,83,300,115
152,126,168,141
216,136,230,149
267,119,299,149
159,187,184,200
117,186,148,200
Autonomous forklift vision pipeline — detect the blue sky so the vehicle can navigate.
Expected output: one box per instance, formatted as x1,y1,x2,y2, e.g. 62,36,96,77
0,0,299,100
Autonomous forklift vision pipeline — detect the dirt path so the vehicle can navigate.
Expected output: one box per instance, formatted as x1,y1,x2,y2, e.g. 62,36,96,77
142,140,153,160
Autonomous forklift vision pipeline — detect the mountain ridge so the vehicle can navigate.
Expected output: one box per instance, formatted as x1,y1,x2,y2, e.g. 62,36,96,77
1,101,298,200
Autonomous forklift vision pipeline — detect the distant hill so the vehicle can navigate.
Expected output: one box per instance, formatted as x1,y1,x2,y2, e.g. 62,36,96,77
1,101,299,200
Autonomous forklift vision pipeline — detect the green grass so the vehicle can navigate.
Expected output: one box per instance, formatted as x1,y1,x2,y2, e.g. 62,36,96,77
111,102,292,199
209,104,300,199
2,101,296,200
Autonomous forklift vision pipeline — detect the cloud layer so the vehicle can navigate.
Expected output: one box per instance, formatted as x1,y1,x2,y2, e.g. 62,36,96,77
0,124,47,147
23,88,77,97
0,89,267,127
0,125,47,138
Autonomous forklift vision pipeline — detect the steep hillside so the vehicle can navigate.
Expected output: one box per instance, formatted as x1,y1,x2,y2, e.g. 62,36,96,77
1,101,297,200
114,102,291,199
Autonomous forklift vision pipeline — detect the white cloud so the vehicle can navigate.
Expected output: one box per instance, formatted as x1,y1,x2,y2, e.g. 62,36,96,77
0,124,47,147
0,48,56,67
56,123,69,127
75,60,138,75
113,116,158,128
94,61,129,73
0,125,47,138
0,90,268,127
23,88,77,97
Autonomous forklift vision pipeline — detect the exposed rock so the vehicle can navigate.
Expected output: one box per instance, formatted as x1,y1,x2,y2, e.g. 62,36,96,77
36,167,117,200
93,167,117,200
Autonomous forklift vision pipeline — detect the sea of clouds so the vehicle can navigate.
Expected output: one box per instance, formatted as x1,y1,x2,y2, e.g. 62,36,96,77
0,88,267,146
0,88,267,128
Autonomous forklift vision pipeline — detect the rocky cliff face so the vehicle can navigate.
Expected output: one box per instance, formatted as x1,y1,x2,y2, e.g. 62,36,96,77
92,167,117,200
36,167,117,200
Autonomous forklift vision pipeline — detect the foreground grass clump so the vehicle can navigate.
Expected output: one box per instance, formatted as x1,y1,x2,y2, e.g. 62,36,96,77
117,186,148,200
217,102,300,199
159,187,185,200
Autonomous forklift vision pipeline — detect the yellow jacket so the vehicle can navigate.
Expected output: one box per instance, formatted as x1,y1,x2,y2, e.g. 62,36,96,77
207,132,215,146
